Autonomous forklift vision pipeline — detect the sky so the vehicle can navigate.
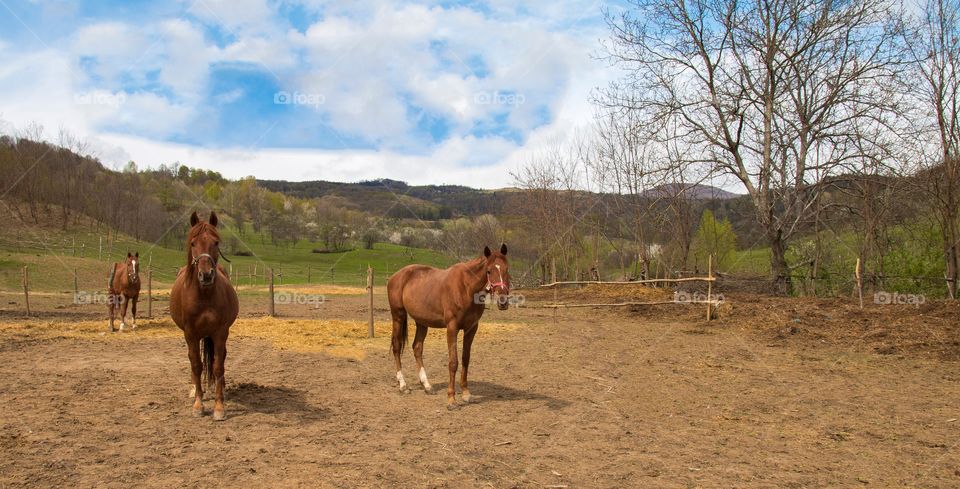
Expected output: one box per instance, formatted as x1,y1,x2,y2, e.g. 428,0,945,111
0,0,624,188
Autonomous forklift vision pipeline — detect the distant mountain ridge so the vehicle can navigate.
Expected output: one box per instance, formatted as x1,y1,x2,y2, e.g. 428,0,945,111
258,178,742,219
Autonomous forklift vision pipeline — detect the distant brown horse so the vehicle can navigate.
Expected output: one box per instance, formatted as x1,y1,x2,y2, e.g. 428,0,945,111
170,211,239,421
108,252,140,332
388,244,511,410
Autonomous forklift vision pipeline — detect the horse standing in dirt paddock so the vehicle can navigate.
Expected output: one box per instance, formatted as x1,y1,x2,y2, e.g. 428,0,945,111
388,243,511,410
170,211,239,421
108,252,140,332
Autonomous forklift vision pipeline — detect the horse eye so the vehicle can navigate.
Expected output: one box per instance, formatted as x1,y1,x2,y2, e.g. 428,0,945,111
215,241,219,246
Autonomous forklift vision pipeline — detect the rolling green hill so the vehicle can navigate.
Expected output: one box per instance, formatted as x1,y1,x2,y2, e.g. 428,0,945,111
0,203,453,293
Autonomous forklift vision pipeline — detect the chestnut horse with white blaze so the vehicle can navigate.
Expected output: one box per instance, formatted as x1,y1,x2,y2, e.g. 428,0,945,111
108,252,140,332
170,211,239,421
388,244,511,410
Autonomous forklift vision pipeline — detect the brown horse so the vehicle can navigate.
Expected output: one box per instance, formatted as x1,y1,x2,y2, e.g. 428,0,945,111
108,252,141,332
169,211,239,421
388,243,511,410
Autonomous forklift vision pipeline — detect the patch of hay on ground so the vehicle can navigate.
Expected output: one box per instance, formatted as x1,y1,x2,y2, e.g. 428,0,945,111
520,283,675,304
0,316,523,361
235,284,369,295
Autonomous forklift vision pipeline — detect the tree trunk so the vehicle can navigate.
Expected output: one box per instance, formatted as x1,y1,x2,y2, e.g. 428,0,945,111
769,230,791,296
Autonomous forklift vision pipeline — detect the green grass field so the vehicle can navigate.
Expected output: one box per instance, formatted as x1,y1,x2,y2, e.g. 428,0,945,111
0,216,452,292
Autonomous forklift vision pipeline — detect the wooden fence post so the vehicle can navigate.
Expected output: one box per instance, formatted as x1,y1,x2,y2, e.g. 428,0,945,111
855,258,863,309
22,266,30,316
367,266,374,338
706,255,713,321
307,265,311,283
268,268,275,317
147,270,153,318
99,236,102,261
73,268,79,295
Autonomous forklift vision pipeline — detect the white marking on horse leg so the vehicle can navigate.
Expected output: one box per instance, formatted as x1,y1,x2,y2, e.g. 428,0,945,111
119,320,127,331
396,370,407,390
419,367,432,391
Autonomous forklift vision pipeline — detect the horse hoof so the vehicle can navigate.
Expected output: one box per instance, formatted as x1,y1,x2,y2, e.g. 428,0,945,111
192,408,204,418
400,386,411,394
423,387,434,395
213,410,226,421
446,403,460,411
461,394,473,404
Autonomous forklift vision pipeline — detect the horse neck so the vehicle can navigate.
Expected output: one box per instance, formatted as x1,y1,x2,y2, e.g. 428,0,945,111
464,257,488,295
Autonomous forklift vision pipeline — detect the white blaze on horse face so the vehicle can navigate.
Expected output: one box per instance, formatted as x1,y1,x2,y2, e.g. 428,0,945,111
396,370,407,389
419,367,431,390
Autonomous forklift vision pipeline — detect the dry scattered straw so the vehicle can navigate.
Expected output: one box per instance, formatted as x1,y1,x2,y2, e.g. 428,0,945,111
234,284,369,295
0,316,522,361
522,283,674,303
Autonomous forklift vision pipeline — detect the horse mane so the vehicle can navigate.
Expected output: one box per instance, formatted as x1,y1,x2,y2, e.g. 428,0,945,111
186,222,221,265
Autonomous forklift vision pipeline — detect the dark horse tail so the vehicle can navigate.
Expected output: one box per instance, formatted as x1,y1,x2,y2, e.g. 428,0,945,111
201,337,214,389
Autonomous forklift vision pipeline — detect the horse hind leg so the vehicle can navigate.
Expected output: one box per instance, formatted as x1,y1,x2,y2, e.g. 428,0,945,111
412,322,432,394
391,308,410,394
108,292,116,332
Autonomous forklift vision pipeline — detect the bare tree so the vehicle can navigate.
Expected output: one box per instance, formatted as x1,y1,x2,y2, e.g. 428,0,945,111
906,0,960,298
600,0,903,293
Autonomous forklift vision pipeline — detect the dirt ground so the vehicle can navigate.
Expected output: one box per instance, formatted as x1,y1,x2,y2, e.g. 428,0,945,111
1,288,959,487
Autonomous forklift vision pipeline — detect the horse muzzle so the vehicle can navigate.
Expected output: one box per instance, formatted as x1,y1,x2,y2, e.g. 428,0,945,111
197,270,216,287
496,292,510,310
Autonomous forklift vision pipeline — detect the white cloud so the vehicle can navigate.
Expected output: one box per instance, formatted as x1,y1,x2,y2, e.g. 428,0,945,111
186,0,274,33
157,19,214,101
0,0,617,189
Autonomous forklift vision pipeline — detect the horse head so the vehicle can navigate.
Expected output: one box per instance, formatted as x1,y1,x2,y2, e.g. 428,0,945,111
188,211,222,288
483,243,511,310
125,251,140,284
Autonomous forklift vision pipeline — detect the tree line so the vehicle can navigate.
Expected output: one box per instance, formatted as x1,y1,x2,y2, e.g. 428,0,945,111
512,0,960,297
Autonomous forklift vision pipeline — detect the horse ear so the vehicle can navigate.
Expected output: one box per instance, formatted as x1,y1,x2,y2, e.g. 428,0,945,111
135,252,139,258
190,211,199,227
127,252,132,258
484,246,491,258
209,211,218,228
500,243,508,255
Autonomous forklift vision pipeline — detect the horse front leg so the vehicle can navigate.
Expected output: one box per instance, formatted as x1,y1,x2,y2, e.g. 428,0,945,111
445,321,459,410
119,296,130,331
460,323,478,403
187,337,204,416
212,335,228,421
130,296,137,329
